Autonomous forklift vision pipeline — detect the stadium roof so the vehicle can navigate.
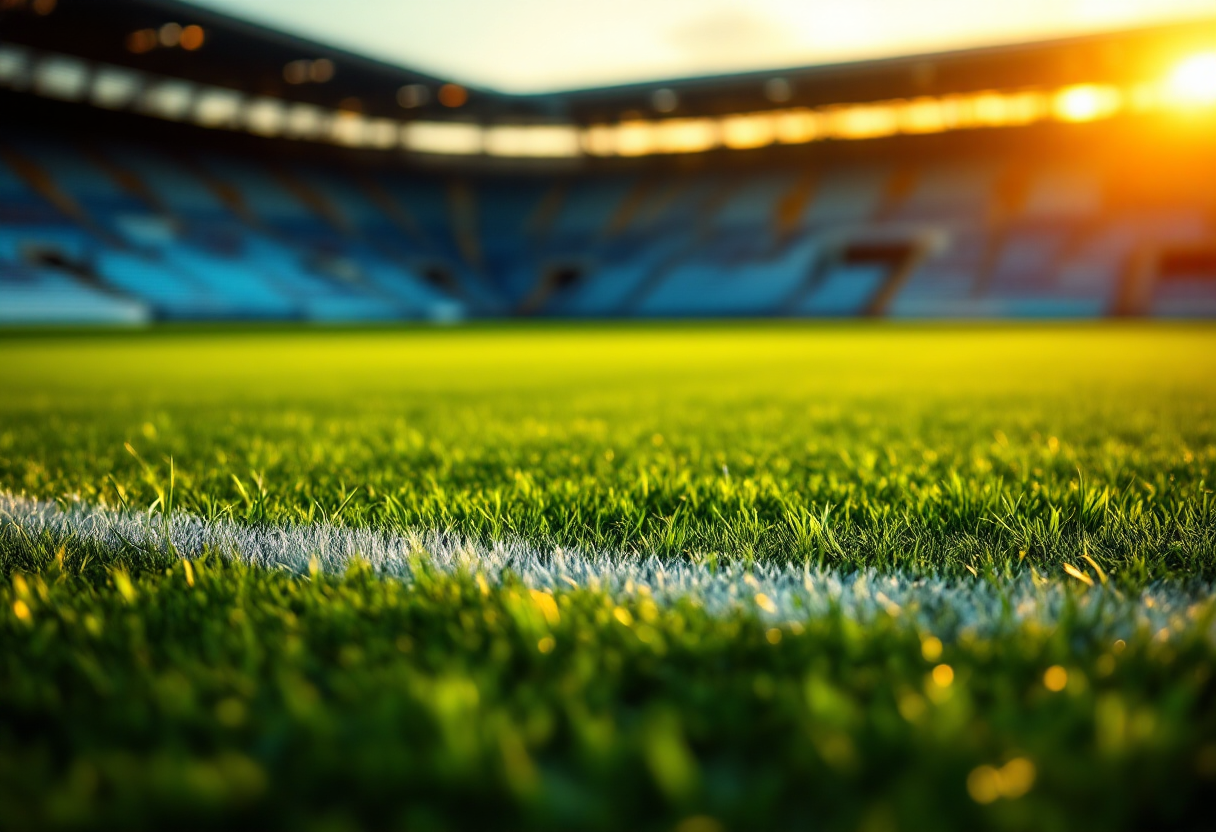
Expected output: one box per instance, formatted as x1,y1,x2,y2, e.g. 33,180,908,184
5,0,1214,125
0,0,537,119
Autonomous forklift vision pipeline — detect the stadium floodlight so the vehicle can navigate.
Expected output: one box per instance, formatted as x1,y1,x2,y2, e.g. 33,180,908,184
309,58,335,83
283,60,310,84
437,83,468,108
331,111,368,146
580,124,617,156
720,112,776,149
764,77,793,103
244,97,285,136
401,121,483,155
899,96,948,133
825,102,901,139
1165,52,1216,107
651,118,718,153
1052,84,1123,123
158,23,183,48
126,29,158,54
366,118,400,149
193,87,243,128
0,44,32,90
651,88,678,113
139,79,195,121
397,83,430,108
483,125,581,158
32,55,88,101
998,91,1049,126
91,66,143,110
180,25,205,51
282,102,329,139
613,121,658,156
772,109,819,144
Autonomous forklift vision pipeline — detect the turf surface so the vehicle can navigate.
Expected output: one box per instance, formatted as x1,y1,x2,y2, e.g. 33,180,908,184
1,323,1215,830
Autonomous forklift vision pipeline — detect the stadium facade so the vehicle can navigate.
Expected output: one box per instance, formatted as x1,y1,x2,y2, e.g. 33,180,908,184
2,0,1215,324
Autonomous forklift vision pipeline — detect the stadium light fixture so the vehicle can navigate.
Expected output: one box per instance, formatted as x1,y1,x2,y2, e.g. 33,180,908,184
721,113,776,149
401,121,482,155
764,77,793,103
331,111,367,146
283,59,334,85
438,84,468,108
397,84,430,108
366,118,399,149
614,121,657,156
484,125,580,157
651,88,678,113
652,118,718,153
126,29,157,54
309,59,334,83
158,23,182,48
139,79,195,121
244,97,285,136
193,87,243,128
773,109,819,144
580,124,617,156
124,23,203,54
1165,52,1216,107
180,25,205,51
1053,84,1122,123
32,55,88,101
283,60,309,84
0,45,31,89
282,103,327,139
826,103,901,139
90,66,142,110
899,97,947,133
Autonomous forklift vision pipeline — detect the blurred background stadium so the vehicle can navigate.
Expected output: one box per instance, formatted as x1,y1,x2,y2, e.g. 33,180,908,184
2,0,1216,325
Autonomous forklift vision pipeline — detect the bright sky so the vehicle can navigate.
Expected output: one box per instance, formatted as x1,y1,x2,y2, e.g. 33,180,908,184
190,0,1216,93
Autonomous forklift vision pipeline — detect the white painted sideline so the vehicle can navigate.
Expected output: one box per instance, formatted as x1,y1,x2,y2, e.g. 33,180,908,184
1,493,1211,640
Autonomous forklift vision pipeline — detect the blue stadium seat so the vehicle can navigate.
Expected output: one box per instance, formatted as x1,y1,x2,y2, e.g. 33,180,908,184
791,262,889,317
800,168,889,226
0,264,149,325
637,237,820,317
890,165,997,222
3,127,1211,322
94,250,219,318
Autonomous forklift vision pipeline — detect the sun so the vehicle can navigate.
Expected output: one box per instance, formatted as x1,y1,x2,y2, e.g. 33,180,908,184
1166,52,1216,106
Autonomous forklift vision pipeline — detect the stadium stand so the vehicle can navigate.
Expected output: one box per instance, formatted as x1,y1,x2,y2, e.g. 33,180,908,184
1,0,1214,323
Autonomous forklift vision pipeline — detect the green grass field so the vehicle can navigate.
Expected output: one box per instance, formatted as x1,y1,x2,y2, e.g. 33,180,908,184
2,323,1215,831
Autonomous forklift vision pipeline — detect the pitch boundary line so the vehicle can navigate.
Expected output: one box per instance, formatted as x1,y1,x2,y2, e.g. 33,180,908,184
1,493,1211,640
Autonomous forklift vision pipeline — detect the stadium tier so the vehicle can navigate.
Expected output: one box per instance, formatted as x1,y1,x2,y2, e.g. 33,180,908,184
1,1,1215,323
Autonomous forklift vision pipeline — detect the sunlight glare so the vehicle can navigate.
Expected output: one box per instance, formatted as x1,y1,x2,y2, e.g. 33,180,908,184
1166,52,1216,106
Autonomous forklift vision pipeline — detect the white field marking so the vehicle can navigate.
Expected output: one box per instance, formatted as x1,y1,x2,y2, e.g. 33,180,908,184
1,493,1212,640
